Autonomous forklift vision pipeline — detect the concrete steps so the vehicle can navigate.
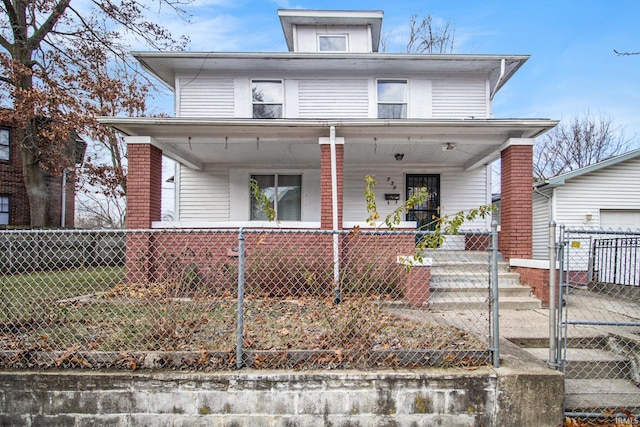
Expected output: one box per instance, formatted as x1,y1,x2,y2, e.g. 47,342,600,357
515,336,640,416
424,250,542,311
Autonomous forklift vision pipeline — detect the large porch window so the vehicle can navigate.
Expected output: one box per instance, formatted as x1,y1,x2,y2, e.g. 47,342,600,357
377,80,407,119
250,174,302,221
252,80,283,119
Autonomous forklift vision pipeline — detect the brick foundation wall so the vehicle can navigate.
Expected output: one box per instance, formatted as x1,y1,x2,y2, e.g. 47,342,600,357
500,143,533,260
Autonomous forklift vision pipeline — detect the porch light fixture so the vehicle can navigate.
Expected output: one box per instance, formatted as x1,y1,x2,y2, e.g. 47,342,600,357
394,153,404,161
584,211,593,224
442,142,457,151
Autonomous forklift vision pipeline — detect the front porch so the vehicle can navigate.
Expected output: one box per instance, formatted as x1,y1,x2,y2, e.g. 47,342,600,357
107,117,553,261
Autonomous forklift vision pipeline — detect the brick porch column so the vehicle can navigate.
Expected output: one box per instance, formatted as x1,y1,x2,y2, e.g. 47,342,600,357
500,138,534,260
125,137,162,283
319,137,344,230
126,138,162,229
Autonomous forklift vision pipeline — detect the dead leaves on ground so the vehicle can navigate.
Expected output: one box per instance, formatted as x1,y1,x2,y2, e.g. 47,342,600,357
563,409,638,426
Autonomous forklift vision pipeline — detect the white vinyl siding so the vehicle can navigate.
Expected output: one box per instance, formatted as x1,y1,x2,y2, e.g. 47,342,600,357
178,78,234,118
553,156,640,228
298,79,368,118
178,166,230,221
440,167,491,229
532,190,551,259
431,79,488,119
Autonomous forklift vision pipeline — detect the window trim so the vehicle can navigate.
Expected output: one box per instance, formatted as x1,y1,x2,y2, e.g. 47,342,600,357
376,79,408,119
0,194,9,226
318,34,348,52
250,173,302,221
251,79,284,119
0,127,10,162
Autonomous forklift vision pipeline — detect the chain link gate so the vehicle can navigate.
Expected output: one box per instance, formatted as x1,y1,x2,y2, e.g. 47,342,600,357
557,226,640,421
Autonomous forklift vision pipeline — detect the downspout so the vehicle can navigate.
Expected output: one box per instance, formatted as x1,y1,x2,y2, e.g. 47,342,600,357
330,125,341,303
489,58,506,100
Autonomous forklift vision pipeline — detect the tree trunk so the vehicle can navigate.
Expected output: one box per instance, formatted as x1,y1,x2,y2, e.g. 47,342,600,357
21,145,52,227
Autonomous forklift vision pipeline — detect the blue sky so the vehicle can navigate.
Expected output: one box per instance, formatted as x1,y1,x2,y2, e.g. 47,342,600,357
152,0,640,141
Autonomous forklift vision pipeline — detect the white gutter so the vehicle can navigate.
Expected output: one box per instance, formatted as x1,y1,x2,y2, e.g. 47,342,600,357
330,126,340,294
490,58,506,100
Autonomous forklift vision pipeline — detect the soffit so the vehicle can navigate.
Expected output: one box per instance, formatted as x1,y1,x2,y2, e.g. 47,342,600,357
134,52,527,94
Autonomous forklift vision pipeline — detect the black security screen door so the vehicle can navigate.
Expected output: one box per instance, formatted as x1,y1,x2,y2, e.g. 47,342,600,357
406,174,440,231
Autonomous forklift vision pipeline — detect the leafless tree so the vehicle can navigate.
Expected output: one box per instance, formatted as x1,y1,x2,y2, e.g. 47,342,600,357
406,14,455,54
534,112,634,181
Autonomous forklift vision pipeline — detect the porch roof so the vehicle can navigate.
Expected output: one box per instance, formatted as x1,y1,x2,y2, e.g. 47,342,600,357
101,117,558,171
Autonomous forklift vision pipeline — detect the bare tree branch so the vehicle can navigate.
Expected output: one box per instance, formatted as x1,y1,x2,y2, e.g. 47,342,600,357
534,112,634,181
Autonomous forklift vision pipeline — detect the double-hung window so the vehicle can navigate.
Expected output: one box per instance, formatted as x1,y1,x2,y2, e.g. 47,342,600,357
0,195,9,225
0,128,9,161
252,80,283,119
250,174,301,221
318,35,348,52
377,80,408,119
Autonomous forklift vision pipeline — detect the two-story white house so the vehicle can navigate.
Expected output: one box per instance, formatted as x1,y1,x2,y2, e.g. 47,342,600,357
102,9,557,268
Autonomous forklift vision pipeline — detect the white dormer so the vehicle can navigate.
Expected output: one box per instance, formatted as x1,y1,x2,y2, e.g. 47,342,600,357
278,9,383,53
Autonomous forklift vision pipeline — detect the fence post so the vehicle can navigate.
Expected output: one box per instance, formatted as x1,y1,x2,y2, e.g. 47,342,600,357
491,220,500,368
548,221,558,368
236,228,245,369
556,224,566,369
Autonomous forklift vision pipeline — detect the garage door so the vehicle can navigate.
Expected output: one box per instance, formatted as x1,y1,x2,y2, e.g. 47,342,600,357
600,210,640,230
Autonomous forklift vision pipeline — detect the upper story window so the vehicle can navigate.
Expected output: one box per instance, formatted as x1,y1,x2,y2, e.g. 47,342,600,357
0,128,10,161
252,80,283,119
318,35,348,52
250,174,301,221
0,195,9,225
377,80,407,119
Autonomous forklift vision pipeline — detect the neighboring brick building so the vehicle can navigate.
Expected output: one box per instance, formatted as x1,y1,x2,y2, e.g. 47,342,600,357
0,120,85,228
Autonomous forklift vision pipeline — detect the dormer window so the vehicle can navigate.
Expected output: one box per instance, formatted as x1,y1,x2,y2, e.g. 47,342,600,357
377,80,407,119
318,35,348,52
252,80,283,119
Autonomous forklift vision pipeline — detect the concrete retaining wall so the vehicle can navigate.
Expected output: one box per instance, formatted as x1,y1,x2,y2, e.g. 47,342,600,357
0,362,563,426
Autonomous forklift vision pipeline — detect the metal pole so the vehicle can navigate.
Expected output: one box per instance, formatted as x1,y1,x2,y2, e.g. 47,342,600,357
548,221,557,367
491,220,500,367
556,224,566,369
236,228,245,369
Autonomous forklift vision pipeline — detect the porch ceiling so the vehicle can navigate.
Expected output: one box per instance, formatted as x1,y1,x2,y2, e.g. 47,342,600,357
100,117,558,170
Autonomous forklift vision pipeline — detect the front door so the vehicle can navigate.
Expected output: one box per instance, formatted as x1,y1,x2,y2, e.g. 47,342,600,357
406,174,440,231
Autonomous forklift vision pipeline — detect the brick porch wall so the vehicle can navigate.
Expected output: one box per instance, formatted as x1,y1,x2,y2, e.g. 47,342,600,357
512,266,559,308
500,142,533,260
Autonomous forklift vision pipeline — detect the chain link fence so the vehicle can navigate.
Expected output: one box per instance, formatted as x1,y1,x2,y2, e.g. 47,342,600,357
559,227,640,419
1,227,498,371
